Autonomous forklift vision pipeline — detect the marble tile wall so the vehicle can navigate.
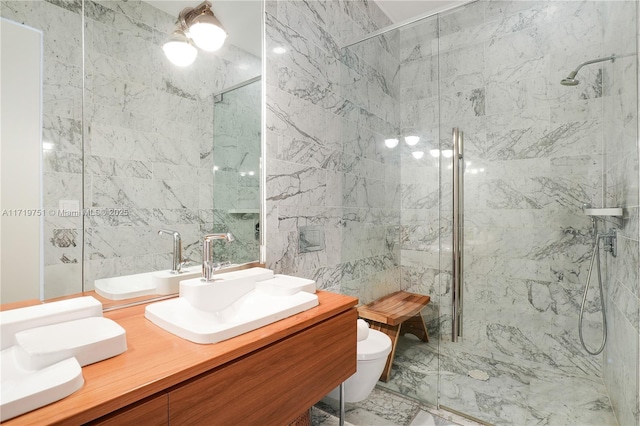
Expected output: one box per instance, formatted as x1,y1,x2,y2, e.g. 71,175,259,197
601,1,639,425
1,0,260,298
264,0,398,302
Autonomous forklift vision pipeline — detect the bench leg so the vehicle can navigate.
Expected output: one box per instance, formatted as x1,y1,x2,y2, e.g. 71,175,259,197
400,313,429,342
368,321,400,382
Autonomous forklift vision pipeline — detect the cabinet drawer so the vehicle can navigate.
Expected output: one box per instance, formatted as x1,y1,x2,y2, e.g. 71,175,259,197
88,394,168,425
169,308,357,425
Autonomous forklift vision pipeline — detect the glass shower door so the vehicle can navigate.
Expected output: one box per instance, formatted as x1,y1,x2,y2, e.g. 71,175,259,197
437,1,638,425
339,13,441,407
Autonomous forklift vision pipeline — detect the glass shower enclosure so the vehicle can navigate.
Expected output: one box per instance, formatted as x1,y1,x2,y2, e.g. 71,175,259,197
341,1,639,424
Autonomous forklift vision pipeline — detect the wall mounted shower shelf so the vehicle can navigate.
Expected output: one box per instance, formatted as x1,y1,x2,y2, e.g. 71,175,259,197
583,208,623,217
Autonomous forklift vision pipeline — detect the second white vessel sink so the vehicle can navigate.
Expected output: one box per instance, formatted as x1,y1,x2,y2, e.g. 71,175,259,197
0,352,83,423
94,266,202,300
145,268,319,344
0,297,127,421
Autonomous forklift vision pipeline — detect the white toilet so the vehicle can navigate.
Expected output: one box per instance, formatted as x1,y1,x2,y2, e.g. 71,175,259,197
327,319,392,403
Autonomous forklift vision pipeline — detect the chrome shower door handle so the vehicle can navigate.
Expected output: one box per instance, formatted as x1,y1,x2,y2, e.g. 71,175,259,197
452,128,464,342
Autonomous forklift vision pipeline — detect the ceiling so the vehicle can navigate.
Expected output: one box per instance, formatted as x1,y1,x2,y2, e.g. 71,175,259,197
375,0,467,23
145,0,467,58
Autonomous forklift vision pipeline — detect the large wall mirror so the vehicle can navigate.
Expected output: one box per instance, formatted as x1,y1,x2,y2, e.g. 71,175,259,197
0,0,263,307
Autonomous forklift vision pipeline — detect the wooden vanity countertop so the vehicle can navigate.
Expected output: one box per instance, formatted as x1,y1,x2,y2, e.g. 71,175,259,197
2,290,358,425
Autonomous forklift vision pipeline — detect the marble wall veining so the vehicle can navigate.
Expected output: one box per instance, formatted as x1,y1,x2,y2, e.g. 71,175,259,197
601,1,639,425
264,0,397,302
1,0,260,298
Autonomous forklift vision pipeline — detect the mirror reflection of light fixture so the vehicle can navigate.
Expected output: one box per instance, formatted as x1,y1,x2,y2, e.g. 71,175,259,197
385,138,399,148
442,149,454,158
404,136,420,146
163,1,227,66
273,47,287,54
411,151,424,159
429,149,440,157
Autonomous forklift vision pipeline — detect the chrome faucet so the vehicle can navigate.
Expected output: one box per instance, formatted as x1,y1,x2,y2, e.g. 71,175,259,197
158,229,190,273
202,233,235,281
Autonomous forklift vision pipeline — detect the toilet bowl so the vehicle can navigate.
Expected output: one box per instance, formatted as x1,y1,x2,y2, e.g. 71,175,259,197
327,322,392,403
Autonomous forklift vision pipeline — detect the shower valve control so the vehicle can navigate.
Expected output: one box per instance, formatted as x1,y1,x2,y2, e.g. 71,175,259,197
601,229,617,258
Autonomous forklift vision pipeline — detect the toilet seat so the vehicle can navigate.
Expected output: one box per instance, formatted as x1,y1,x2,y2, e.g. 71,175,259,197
357,329,391,361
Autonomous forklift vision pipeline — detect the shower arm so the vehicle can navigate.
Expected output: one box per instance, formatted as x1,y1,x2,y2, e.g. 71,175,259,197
566,55,616,78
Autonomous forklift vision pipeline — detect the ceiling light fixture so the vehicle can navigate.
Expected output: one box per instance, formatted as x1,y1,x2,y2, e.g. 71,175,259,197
412,151,424,159
163,1,227,66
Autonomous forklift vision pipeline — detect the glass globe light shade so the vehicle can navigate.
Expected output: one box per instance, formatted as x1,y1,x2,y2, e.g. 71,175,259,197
163,31,197,67
188,13,227,52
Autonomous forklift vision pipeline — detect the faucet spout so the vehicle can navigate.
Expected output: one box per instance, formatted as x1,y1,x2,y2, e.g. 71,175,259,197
202,233,235,281
158,229,183,273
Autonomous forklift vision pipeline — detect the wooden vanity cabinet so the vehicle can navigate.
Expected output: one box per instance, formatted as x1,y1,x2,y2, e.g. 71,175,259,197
88,307,356,426
168,309,355,425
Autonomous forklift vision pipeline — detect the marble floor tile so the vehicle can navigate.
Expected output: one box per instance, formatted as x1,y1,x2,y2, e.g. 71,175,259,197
377,335,618,426
410,410,457,426
316,388,420,425
313,388,480,426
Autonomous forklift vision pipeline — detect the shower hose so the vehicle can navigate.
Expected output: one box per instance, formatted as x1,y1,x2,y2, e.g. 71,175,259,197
578,218,608,355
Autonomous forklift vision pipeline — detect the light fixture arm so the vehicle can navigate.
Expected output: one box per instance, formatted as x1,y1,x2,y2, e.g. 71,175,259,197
177,1,212,32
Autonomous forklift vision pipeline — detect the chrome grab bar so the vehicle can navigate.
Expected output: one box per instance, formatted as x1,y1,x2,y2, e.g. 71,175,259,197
452,128,464,342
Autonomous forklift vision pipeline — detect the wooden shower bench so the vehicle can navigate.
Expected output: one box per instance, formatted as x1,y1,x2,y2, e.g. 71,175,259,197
357,291,431,382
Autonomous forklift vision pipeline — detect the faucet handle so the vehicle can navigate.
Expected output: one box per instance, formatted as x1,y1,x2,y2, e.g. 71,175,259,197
177,258,194,272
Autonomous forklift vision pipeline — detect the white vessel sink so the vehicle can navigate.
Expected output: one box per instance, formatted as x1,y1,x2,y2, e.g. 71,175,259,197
0,353,83,422
145,268,319,344
94,266,201,300
0,297,127,421
13,317,126,370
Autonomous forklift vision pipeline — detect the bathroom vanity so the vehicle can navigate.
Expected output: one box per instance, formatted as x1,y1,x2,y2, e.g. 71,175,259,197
1,291,357,425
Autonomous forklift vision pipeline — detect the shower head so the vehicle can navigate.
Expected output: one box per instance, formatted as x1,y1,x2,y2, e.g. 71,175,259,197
561,70,579,86
560,78,579,86
560,55,615,86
